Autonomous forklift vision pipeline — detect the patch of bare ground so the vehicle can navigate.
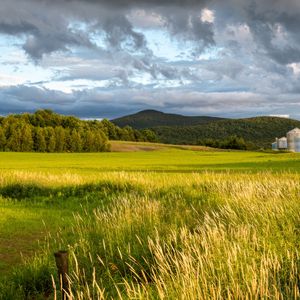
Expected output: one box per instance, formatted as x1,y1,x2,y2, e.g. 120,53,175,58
110,142,163,152
0,231,46,276
109,141,218,152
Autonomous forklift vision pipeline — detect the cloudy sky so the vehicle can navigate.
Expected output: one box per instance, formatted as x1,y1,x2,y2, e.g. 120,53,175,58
1,0,300,119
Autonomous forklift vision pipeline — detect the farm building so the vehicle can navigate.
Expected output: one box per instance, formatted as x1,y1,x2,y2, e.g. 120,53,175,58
272,128,300,152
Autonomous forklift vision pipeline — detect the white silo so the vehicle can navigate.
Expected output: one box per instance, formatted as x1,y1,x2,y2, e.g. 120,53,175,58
287,128,300,152
295,137,300,152
272,141,278,150
277,137,287,150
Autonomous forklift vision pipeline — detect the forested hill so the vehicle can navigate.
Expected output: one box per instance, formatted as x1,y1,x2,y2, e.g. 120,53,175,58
152,117,300,148
0,110,157,152
112,109,225,129
112,110,300,149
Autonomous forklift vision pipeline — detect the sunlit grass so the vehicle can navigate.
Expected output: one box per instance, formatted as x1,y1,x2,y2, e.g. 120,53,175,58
1,149,300,173
0,150,300,299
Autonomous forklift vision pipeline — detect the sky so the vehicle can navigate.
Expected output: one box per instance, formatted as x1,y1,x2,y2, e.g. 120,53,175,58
0,0,300,119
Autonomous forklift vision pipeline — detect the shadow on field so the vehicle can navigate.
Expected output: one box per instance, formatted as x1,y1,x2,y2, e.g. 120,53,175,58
168,159,300,172
0,182,143,201
68,158,300,173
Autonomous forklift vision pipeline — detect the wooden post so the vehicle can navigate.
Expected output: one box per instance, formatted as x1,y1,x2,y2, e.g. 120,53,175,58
54,250,69,300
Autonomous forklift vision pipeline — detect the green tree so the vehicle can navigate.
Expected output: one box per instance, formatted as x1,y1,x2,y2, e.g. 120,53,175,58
64,129,71,152
93,130,108,152
101,119,117,140
141,129,158,143
221,135,247,150
84,130,95,152
20,124,33,152
46,127,56,153
6,124,22,151
0,127,6,151
55,126,66,152
70,129,82,152
35,127,46,152
0,110,112,153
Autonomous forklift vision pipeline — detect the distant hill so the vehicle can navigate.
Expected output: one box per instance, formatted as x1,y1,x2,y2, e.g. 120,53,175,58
152,117,300,148
112,110,300,148
112,109,225,129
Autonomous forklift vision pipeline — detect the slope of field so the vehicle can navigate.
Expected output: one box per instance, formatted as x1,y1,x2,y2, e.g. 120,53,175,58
109,140,216,152
1,150,300,299
152,116,300,148
112,109,225,129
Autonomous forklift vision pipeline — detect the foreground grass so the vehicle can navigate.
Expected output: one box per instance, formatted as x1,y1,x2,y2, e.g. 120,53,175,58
0,150,300,299
0,199,75,278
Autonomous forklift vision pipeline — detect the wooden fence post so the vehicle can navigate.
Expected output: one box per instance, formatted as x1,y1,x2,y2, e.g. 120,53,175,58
54,250,69,300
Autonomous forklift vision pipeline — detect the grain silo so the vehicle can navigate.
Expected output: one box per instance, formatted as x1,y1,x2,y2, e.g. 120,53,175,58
287,128,300,152
295,137,300,152
277,137,287,150
272,141,278,150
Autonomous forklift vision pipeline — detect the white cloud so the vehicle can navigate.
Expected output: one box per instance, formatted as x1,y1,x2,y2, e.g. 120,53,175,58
288,63,300,76
269,114,290,118
201,8,215,23
127,9,165,28
0,73,26,87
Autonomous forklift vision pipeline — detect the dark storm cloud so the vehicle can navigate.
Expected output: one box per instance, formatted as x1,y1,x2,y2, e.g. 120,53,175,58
0,0,97,59
244,8,300,65
214,0,300,65
1,0,300,63
0,0,213,59
1,0,300,118
2,85,76,105
49,0,209,8
1,0,299,64
1,84,300,119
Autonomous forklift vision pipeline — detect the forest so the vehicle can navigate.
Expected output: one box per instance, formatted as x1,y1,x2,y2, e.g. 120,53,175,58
151,117,300,149
0,110,157,152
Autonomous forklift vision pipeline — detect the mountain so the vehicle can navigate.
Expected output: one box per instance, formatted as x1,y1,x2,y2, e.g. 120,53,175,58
111,109,225,129
112,110,300,149
152,117,300,148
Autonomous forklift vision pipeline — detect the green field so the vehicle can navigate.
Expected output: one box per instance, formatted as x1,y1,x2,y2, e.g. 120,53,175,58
0,148,300,299
1,149,300,173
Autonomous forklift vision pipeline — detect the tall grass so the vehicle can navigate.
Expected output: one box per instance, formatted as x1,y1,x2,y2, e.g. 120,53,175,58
0,171,300,299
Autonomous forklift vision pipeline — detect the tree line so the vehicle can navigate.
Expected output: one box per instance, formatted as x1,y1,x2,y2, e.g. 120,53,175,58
197,135,249,150
0,110,158,152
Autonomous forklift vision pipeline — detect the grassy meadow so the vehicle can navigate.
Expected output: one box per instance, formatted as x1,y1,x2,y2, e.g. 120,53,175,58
0,145,300,299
